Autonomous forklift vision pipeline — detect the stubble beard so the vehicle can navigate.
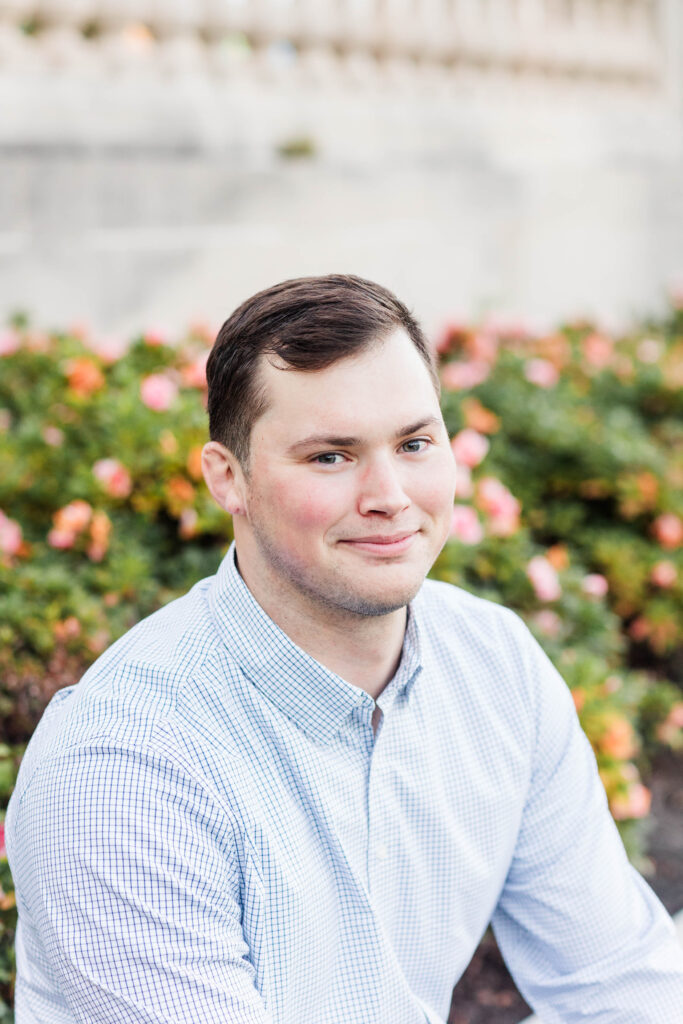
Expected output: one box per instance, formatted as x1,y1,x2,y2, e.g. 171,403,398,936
250,524,424,621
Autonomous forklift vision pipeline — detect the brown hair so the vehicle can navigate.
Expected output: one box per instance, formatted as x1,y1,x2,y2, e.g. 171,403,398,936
206,273,439,467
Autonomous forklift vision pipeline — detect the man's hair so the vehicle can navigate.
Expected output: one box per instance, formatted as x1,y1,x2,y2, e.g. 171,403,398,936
206,273,439,468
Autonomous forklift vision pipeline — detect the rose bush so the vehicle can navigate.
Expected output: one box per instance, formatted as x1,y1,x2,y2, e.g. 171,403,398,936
0,303,682,1011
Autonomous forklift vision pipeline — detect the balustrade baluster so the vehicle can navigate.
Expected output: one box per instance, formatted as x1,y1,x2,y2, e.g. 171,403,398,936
0,0,667,89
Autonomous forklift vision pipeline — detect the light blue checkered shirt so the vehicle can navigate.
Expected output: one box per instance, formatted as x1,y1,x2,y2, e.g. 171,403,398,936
7,544,683,1023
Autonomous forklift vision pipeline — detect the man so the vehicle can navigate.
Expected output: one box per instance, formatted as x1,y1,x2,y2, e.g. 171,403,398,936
7,274,683,1024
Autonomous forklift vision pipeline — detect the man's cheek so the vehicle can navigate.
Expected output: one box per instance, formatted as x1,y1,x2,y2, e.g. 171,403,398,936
272,480,344,530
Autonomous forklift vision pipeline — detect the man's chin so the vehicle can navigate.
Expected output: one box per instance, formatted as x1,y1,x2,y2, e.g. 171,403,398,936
325,575,425,619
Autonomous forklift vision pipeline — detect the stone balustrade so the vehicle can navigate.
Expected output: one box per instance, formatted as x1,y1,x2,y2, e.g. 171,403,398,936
0,0,667,91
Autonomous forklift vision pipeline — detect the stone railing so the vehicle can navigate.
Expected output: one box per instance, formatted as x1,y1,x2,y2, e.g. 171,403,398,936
0,0,670,93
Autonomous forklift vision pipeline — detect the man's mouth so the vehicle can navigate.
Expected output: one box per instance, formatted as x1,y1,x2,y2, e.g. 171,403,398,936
339,532,418,555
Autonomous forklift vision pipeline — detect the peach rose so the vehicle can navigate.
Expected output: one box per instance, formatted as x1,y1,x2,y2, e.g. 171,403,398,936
166,476,195,506
461,397,500,434
87,510,112,562
600,715,638,759
652,513,683,549
186,446,203,481
650,561,677,588
54,500,92,534
66,357,105,396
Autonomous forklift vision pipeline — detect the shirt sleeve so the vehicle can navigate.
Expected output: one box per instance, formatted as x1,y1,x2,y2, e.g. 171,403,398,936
491,627,683,1023
14,741,273,1024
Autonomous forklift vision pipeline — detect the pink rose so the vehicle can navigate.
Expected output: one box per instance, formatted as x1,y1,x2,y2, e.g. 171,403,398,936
48,528,76,549
86,335,129,364
0,821,5,859
143,325,167,347
610,783,651,821
449,505,484,546
476,477,521,537
181,352,209,389
650,561,677,588
469,331,499,363
454,464,473,500
42,425,64,447
179,507,199,540
441,360,490,391
451,429,490,469
0,329,20,357
582,332,614,370
524,358,559,388
581,573,608,598
526,555,562,602
652,513,683,549
93,458,132,499
140,373,179,412
0,510,22,556
667,703,683,728
434,319,467,354
530,610,562,638
636,338,663,364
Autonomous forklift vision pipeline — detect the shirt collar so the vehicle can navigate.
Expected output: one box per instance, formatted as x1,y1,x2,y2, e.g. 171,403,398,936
208,543,424,744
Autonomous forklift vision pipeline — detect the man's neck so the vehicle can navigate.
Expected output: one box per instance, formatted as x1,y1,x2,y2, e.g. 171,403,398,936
234,548,407,701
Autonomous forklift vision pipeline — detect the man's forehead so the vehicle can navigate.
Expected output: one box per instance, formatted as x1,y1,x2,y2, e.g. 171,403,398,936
250,330,440,441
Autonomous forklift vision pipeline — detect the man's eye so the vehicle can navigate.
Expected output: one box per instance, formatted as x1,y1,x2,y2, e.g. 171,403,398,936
312,452,345,465
401,438,429,453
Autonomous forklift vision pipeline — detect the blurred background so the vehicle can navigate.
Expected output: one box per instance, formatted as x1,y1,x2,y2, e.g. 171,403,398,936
1,0,683,335
1,3,683,1023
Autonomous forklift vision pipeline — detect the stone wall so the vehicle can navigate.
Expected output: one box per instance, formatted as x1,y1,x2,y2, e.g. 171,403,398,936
1,0,682,334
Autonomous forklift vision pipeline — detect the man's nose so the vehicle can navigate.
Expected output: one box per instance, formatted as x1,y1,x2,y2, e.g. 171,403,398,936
357,457,411,517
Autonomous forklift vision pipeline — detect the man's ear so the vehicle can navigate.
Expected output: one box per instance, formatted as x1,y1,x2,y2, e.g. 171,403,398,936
201,441,247,517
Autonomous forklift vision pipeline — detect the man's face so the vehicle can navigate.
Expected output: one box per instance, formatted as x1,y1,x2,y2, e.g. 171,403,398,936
233,328,457,621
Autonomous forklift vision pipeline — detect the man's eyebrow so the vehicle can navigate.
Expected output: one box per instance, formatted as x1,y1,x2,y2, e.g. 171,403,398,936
285,416,441,455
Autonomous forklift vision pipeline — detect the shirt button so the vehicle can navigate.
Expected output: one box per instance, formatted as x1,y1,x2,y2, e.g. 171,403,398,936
375,842,389,861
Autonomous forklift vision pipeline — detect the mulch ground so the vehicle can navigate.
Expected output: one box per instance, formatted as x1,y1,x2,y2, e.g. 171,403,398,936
447,750,683,1024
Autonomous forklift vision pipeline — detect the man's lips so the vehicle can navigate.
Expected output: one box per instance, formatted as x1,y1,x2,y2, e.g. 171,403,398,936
338,532,418,554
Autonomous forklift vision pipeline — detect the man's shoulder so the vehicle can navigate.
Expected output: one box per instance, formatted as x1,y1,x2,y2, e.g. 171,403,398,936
15,573,232,785
419,575,526,637
416,577,540,702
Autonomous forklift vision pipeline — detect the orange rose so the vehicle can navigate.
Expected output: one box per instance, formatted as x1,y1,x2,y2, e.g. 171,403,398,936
600,716,638,760
66,358,105,396
186,446,203,481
